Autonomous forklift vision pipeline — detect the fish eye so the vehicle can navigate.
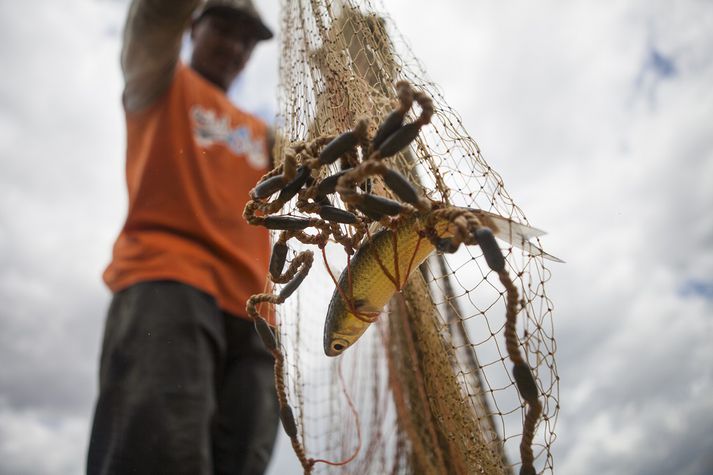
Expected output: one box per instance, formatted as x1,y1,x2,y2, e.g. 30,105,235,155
333,343,344,352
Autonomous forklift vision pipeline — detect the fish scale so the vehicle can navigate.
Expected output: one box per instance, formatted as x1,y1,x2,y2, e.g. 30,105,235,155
323,217,440,356
322,209,560,356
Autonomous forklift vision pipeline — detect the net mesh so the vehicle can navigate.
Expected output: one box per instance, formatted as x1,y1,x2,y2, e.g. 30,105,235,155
256,1,559,473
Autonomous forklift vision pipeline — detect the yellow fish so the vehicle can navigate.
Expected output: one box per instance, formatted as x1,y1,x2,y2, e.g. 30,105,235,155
323,209,561,356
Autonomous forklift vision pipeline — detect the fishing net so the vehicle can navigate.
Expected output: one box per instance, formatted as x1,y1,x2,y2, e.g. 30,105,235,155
247,1,559,473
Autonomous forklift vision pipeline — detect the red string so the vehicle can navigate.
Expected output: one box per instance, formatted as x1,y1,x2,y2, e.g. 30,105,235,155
310,356,362,467
321,247,378,324
391,227,401,289
365,225,400,290
322,246,350,309
405,234,424,283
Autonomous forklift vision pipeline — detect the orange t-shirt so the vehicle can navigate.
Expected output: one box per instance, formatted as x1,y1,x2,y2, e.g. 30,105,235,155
104,63,271,322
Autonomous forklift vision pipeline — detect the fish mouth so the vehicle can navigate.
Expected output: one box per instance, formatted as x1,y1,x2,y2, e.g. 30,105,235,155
325,337,350,357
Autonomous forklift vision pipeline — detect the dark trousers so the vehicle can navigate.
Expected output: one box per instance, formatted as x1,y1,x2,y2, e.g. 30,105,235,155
87,281,279,475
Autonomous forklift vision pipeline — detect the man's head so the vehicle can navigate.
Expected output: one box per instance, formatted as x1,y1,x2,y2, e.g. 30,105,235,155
190,0,273,91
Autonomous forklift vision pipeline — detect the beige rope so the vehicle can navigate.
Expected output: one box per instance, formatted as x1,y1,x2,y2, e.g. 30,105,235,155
246,250,316,474
499,269,541,475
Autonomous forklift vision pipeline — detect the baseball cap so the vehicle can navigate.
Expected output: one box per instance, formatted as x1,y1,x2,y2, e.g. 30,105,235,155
194,0,274,40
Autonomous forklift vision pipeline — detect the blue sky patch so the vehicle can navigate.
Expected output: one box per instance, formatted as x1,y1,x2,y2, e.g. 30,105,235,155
679,278,713,300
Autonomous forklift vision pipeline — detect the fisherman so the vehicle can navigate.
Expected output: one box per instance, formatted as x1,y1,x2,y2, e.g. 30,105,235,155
87,1,279,473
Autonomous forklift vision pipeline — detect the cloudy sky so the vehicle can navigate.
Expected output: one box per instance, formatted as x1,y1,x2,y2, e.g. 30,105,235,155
1,0,712,474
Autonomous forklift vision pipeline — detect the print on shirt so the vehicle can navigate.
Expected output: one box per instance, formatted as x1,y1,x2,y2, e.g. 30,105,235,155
191,105,268,169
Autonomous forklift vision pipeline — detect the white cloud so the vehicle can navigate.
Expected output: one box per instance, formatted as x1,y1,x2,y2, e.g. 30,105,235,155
0,405,88,475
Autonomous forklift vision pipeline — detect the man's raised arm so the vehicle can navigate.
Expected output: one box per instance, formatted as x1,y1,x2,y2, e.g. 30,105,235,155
121,0,201,112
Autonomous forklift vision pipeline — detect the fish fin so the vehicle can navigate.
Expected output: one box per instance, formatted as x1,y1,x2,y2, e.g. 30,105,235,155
472,210,564,263
476,210,547,241
517,240,566,263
